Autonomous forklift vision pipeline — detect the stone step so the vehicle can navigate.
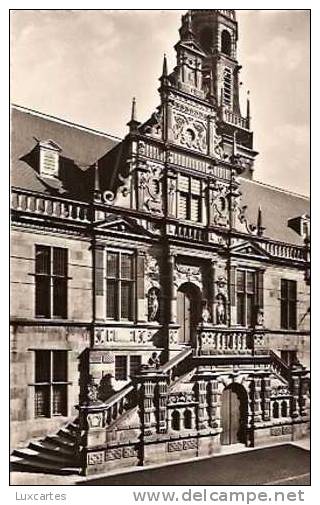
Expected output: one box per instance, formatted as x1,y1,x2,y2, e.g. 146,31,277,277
44,434,77,450
28,440,77,459
10,455,80,476
57,428,77,441
12,447,76,466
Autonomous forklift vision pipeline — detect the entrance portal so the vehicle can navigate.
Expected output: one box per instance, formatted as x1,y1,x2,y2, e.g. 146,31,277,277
177,283,201,345
221,383,247,445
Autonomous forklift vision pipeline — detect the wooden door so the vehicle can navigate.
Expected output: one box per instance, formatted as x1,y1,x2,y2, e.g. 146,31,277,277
177,290,191,343
221,385,245,445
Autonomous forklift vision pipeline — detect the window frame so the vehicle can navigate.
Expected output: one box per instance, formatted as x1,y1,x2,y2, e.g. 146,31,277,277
280,279,297,330
33,350,69,418
114,355,142,381
35,245,68,319
236,269,256,327
178,174,202,223
106,250,136,322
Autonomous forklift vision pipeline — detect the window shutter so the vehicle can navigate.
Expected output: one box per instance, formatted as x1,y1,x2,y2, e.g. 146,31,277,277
95,247,104,296
230,266,236,306
255,269,264,308
136,253,145,299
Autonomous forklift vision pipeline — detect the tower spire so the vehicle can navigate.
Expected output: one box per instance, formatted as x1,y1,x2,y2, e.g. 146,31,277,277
246,90,251,129
127,97,140,133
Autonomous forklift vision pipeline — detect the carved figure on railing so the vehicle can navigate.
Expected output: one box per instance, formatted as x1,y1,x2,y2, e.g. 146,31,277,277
216,294,226,325
86,375,101,405
201,300,212,324
256,308,264,327
148,287,160,322
148,351,160,369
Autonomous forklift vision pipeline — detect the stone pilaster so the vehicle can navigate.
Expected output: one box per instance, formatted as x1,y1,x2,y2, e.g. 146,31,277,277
208,379,220,428
93,242,105,326
196,379,209,430
253,376,263,423
157,379,168,434
291,375,300,419
261,376,271,421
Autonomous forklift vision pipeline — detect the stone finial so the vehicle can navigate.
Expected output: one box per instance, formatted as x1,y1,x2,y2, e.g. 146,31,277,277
246,90,251,129
127,97,140,133
257,206,265,236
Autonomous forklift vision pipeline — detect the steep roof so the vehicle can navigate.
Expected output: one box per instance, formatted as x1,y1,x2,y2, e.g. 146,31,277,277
240,178,309,246
11,104,120,195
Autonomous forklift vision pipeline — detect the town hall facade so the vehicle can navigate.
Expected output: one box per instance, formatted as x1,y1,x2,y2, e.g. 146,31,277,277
10,9,310,476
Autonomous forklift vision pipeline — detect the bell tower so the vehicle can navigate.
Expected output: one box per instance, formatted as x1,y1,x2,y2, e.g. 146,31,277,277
189,10,241,113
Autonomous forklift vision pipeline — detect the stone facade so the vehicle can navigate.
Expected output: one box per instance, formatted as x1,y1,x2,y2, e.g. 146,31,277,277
10,9,310,475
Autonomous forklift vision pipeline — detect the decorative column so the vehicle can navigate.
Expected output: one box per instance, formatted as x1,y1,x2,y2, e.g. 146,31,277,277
210,260,216,324
196,378,209,430
253,375,263,423
138,370,158,437
261,376,271,421
229,261,237,326
168,253,177,325
208,379,220,428
290,375,300,419
156,379,168,434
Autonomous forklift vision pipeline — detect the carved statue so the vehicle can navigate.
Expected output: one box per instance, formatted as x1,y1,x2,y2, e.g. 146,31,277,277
86,375,100,405
148,288,159,322
201,300,211,324
256,308,264,327
148,351,160,369
216,294,226,325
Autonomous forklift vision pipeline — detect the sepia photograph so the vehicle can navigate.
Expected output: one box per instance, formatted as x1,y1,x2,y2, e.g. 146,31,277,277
10,8,310,487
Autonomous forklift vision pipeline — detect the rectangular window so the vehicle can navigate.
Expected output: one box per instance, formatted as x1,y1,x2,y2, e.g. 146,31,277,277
106,251,135,321
130,355,142,376
34,350,68,418
236,270,256,327
280,350,297,367
178,175,202,223
35,246,68,319
115,355,128,381
280,279,297,330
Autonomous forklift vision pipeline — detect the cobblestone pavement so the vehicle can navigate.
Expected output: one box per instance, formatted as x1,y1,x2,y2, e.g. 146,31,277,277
10,442,310,486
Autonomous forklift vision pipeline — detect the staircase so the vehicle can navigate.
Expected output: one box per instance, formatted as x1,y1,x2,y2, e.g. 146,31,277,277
10,420,81,475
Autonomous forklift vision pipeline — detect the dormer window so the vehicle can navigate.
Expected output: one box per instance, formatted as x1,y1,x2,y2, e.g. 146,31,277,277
38,140,61,178
288,214,310,238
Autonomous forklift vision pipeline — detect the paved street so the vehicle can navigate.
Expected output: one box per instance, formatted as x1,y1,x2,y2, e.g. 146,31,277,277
79,444,310,486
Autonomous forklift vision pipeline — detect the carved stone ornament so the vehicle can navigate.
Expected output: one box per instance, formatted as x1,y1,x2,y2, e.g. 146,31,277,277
169,392,195,404
172,112,207,153
174,264,201,287
148,287,160,322
210,182,229,228
138,162,163,214
86,376,101,405
145,255,160,289
216,294,227,325
271,385,290,397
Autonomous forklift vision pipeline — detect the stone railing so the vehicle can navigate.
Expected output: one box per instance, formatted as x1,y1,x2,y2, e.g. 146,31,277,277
196,328,251,356
175,223,207,242
220,107,249,130
11,188,92,223
260,240,305,261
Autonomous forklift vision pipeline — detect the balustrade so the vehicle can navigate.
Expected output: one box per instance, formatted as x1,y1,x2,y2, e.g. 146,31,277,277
197,329,251,355
11,189,91,223
175,223,207,242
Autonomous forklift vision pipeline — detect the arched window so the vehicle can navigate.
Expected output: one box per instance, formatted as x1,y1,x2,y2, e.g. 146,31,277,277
200,27,212,53
184,409,192,429
272,401,279,419
281,400,288,418
221,30,232,56
171,410,180,431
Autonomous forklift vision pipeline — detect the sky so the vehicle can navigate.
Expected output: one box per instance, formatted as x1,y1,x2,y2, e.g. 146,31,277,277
10,9,310,196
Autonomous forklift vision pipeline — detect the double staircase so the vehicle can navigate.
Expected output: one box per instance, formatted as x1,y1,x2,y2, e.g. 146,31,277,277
10,346,305,476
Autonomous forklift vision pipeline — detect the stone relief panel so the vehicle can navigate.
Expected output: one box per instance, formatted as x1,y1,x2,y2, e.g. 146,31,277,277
174,263,202,290
172,112,207,154
145,255,160,291
138,161,164,214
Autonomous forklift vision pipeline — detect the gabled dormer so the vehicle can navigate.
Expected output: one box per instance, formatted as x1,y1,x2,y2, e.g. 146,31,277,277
288,214,310,239
38,139,61,178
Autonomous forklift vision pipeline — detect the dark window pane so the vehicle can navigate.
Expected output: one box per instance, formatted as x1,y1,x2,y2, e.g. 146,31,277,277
247,294,254,326
35,276,50,317
237,271,245,292
106,280,118,319
121,254,133,280
115,356,127,380
52,385,67,416
288,280,297,301
53,351,68,382
35,385,50,417
107,252,119,278
35,246,50,275
281,279,288,299
237,293,245,325
247,272,255,293
289,301,297,329
53,248,67,277
121,281,133,320
53,278,67,318
130,355,141,376
35,350,50,383
190,196,201,222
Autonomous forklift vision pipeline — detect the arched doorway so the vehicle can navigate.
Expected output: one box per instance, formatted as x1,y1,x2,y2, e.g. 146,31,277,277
221,383,247,445
177,282,201,345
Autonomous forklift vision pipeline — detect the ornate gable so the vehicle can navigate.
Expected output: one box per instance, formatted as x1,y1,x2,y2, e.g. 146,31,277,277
95,215,154,237
230,240,270,259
